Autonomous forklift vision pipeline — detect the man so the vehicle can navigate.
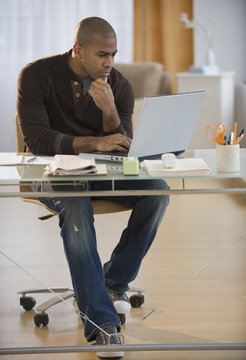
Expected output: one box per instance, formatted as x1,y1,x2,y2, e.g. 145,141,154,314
17,17,170,358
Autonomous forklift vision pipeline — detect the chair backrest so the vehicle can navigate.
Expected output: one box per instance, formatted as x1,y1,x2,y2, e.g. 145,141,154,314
15,114,130,215
15,114,26,153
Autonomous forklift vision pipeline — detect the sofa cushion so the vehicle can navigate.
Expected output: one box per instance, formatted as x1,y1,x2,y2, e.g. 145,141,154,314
114,62,167,99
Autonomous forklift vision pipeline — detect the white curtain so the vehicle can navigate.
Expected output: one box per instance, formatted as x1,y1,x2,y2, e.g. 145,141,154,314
0,0,134,151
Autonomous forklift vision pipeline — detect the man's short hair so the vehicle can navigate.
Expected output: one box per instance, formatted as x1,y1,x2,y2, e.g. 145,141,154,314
74,17,116,46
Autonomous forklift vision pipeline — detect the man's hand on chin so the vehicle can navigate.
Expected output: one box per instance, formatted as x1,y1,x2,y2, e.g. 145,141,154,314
89,77,122,133
88,78,113,112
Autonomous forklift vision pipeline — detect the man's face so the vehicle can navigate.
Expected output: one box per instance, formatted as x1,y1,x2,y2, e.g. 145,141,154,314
79,36,117,80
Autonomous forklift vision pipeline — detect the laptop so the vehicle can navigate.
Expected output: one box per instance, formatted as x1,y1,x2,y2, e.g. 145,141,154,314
79,91,205,162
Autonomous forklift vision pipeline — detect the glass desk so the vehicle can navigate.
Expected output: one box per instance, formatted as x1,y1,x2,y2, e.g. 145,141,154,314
0,149,246,198
0,149,246,355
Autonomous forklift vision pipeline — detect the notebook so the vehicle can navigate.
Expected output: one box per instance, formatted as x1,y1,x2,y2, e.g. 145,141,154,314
142,158,211,176
79,91,205,162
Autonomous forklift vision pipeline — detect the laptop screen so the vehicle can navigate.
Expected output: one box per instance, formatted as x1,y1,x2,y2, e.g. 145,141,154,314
128,91,205,159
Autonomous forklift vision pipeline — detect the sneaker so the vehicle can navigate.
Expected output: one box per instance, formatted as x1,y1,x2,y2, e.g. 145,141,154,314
107,290,131,314
95,325,124,358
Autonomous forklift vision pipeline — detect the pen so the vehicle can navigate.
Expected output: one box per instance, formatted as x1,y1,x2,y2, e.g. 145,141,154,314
235,128,244,144
26,156,37,163
235,130,245,145
238,128,245,138
230,132,234,145
233,122,237,145
227,133,234,145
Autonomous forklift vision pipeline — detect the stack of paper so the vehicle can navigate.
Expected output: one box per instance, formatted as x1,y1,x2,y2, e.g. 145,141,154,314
142,158,211,176
44,155,98,176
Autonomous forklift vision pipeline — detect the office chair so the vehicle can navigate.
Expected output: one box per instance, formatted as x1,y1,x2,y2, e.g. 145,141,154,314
15,115,145,327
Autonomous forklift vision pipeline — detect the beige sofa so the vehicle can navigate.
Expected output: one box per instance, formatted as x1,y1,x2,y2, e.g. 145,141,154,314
114,62,172,131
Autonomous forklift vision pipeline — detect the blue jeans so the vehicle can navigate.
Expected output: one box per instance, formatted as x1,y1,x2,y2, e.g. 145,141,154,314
38,179,170,341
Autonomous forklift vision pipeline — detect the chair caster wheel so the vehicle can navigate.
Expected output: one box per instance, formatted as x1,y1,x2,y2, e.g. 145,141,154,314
34,312,49,327
130,294,144,308
119,313,126,325
20,296,36,310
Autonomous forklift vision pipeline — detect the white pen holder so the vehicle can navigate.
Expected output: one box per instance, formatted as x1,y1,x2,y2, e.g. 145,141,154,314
216,144,240,173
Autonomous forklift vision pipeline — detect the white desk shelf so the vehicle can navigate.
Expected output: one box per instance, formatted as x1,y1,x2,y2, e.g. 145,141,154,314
176,72,235,149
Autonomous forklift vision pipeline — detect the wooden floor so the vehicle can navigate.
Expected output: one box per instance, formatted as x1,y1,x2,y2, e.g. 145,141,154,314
0,178,246,359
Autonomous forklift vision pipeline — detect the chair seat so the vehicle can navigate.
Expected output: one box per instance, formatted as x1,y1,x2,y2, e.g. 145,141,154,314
22,197,131,215
21,182,131,215
92,199,131,214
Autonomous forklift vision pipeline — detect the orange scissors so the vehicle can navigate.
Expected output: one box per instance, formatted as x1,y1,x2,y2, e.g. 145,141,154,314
206,123,226,145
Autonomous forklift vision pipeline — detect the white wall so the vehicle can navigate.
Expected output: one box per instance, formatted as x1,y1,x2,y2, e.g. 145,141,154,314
0,0,133,152
193,0,246,141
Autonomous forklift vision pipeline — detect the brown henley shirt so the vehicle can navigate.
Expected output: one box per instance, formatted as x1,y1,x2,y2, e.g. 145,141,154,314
17,50,134,155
